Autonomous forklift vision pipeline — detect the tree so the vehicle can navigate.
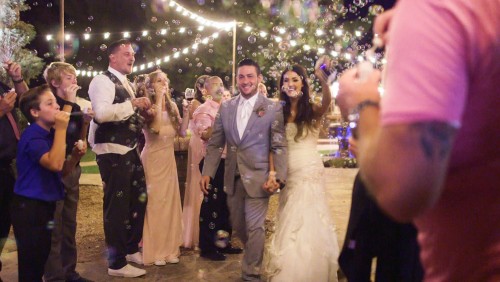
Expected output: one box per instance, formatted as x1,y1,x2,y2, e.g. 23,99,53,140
0,0,44,87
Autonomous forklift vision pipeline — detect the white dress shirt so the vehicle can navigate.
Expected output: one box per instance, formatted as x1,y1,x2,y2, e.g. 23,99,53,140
88,67,136,155
236,93,258,139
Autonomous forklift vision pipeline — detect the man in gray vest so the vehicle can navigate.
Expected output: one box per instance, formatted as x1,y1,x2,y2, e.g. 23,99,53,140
88,39,150,278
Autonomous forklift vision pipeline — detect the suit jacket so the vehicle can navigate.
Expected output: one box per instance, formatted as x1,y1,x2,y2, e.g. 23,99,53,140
202,94,287,198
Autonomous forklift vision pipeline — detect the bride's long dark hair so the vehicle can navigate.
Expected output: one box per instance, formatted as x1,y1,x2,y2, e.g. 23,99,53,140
279,64,315,142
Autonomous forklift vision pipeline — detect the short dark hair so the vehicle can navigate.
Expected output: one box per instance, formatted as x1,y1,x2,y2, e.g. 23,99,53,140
237,58,261,76
107,39,132,56
19,84,52,123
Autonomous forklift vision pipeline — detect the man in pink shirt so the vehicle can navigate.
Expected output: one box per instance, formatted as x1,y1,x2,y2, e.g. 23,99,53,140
338,0,500,280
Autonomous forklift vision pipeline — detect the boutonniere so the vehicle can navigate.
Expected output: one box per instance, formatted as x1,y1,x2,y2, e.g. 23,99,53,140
255,106,266,117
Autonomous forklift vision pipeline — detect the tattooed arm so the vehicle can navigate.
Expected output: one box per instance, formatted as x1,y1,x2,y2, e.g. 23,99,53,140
355,106,457,222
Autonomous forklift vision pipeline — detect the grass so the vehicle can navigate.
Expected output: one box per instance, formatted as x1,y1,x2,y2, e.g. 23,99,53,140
81,150,96,162
81,165,100,174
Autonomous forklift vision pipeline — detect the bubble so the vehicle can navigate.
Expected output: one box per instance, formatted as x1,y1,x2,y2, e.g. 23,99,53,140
85,27,91,33
368,5,384,16
141,2,146,8
248,35,257,44
87,66,93,71
278,41,289,51
197,0,205,5
88,16,94,21
32,2,38,6
209,222,215,229
224,76,230,81
214,230,229,248
205,67,212,73
47,2,53,7
46,220,55,229
151,17,158,23
156,43,161,48
69,20,75,25
43,52,51,58
116,191,124,197
178,69,183,73
138,192,147,203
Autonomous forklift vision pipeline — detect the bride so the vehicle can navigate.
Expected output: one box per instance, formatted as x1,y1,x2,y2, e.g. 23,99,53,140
265,62,339,281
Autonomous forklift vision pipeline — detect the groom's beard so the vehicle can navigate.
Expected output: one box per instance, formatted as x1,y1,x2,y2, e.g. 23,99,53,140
239,84,258,98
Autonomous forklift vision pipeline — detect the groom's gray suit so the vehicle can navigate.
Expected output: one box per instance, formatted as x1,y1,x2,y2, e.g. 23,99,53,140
202,93,287,277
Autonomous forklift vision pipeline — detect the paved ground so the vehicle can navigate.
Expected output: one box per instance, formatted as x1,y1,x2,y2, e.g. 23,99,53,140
0,168,357,282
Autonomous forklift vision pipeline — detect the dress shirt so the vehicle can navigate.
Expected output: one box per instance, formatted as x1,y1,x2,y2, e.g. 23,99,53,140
88,67,136,155
237,94,258,139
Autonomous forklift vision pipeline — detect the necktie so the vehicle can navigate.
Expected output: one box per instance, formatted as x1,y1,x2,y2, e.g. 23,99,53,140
238,100,251,138
6,112,20,140
123,79,135,98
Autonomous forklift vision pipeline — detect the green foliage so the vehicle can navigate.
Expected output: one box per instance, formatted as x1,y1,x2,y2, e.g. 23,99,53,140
0,0,44,86
323,157,357,168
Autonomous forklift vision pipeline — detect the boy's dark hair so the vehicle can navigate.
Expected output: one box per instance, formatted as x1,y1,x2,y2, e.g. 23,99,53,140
20,84,51,123
237,58,261,76
107,39,132,56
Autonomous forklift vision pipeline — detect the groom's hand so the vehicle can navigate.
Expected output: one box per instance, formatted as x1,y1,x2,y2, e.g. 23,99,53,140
200,175,211,195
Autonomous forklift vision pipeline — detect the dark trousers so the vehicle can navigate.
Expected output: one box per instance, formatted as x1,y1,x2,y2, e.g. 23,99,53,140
199,158,232,254
44,165,82,281
96,150,147,269
0,162,15,267
339,173,423,282
11,194,56,282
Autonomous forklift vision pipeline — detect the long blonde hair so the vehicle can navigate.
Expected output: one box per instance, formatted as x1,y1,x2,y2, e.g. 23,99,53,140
147,70,180,129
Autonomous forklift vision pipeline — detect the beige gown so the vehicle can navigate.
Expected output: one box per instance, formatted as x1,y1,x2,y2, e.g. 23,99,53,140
141,111,183,264
181,119,204,248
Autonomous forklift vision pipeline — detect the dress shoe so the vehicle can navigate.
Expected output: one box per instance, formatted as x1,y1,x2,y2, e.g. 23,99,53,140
108,264,146,278
154,260,166,266
200,251,226,261
241,273,261,281
125,252,143,265
220,246,243,254
166,257,180,264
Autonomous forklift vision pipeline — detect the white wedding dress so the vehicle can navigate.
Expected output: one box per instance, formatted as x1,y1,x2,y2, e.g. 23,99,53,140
266,123,339,282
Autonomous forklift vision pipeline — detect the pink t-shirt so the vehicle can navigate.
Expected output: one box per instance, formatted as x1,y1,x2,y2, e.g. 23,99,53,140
381,0,500,280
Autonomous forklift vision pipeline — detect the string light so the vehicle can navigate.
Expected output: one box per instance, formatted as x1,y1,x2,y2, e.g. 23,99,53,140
76,30,225,76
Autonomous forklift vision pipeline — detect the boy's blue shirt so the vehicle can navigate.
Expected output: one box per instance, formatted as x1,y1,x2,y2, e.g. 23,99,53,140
14,123,64,201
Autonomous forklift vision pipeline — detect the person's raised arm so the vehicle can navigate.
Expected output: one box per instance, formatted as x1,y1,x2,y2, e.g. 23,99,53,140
39,111,70,172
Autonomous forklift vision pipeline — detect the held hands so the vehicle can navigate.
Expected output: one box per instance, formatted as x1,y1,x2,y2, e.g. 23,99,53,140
54,111,70,131
262,171,280,194
200,175,211,195
0,90,17,116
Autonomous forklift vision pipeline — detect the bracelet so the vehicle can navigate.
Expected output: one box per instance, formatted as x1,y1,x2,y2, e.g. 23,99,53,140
348,99,380,123
12,77,24,84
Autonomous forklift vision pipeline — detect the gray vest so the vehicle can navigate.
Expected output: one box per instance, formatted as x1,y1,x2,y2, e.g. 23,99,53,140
94,71,144,148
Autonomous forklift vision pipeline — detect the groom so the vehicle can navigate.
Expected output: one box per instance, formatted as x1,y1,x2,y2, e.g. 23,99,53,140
201,58,287,280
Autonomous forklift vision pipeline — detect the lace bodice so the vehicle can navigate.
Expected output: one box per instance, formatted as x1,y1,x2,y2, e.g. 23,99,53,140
285,123,323,178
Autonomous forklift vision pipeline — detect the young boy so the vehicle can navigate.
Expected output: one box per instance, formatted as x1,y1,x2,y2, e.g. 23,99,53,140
43,62,93,282
11,84,69,282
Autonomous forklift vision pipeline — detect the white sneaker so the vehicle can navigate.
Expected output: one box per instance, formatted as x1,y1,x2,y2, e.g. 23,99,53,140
154,260,166,266
166,257,180,264
108,264,146,277
126,252,143,265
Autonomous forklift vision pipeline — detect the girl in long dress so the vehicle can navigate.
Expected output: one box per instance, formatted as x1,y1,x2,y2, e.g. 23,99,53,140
182,75,209,249
141,70,189,266
266,62,339,281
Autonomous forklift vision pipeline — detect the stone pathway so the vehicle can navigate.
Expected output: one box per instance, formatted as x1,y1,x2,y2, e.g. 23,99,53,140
0,168,357,282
